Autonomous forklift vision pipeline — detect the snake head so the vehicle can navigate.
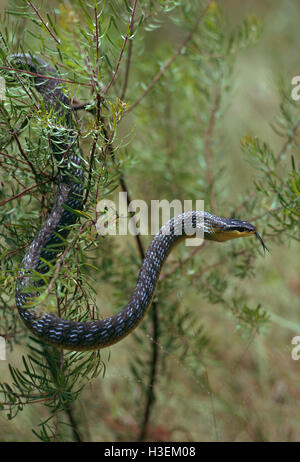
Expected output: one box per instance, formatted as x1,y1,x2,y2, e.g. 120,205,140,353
204,214,268,253
224,219,268,253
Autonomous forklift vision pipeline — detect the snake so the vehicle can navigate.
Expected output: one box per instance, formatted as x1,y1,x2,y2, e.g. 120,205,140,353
10,54,267,351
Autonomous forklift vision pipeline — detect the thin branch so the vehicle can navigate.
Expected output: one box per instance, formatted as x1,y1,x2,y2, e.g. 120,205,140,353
82,93,103,207
94,5,100,75
0,116,30,148
120,37,134,101
0,64,92,88
275,117,300,164
11,130,38,177
160,242,205,283
46,221,90,295
232,191,256,216
118,176,146,259
3,244,28,257
138,299,159,442
28,1,60,45
0,150,31,167
120,26,134,101
65,404,83,442
0,179,49,208
0,161,44,205
4,65,40,112
203,89,220,214
249,205,283,222
103,0,138,95
233,116,300,217
127,1,211,113
190,249,247,285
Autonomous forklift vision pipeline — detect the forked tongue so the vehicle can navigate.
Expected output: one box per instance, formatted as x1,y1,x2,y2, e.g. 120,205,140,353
255,231,269,254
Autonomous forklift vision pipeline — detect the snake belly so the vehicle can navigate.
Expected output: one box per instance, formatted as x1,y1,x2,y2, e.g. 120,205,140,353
13,54,209,350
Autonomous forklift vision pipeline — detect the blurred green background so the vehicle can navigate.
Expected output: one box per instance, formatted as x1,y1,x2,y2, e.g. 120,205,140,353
0,0,300,442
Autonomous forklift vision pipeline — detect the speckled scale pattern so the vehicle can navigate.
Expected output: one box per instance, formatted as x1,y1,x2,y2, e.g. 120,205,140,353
13,55,213,350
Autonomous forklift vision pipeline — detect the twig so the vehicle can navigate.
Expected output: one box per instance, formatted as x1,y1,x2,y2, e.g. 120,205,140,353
94,5,100,75
103,0,138,95
232,191,256,216
127,1,211,113
138,299,159,442
3,65,40,112
28,1,60,45
65,403,83,442
203,368,219,441
0,161,43,205
249,205,283,222
82,94,102,207
118,176,145,259
190,249,247,284
120,37,133,101
233,117,300,217
275,117,300,164
160,242,205,282
0,64,92,88
0,151,28,166
11,130,38,177
47,221,90,295
0,179,49,208
203,90,220,214
119,0,135,102
0,116,30,148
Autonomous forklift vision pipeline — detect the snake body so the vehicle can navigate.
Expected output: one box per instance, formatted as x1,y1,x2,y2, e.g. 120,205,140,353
12,54,261,351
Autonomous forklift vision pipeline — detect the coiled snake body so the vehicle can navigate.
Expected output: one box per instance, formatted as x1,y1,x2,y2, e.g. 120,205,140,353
11,54,265,351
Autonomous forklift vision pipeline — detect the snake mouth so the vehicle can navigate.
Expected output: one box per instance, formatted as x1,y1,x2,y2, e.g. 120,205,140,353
208,218,268,252
226,222,268,253
210,218,256,242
